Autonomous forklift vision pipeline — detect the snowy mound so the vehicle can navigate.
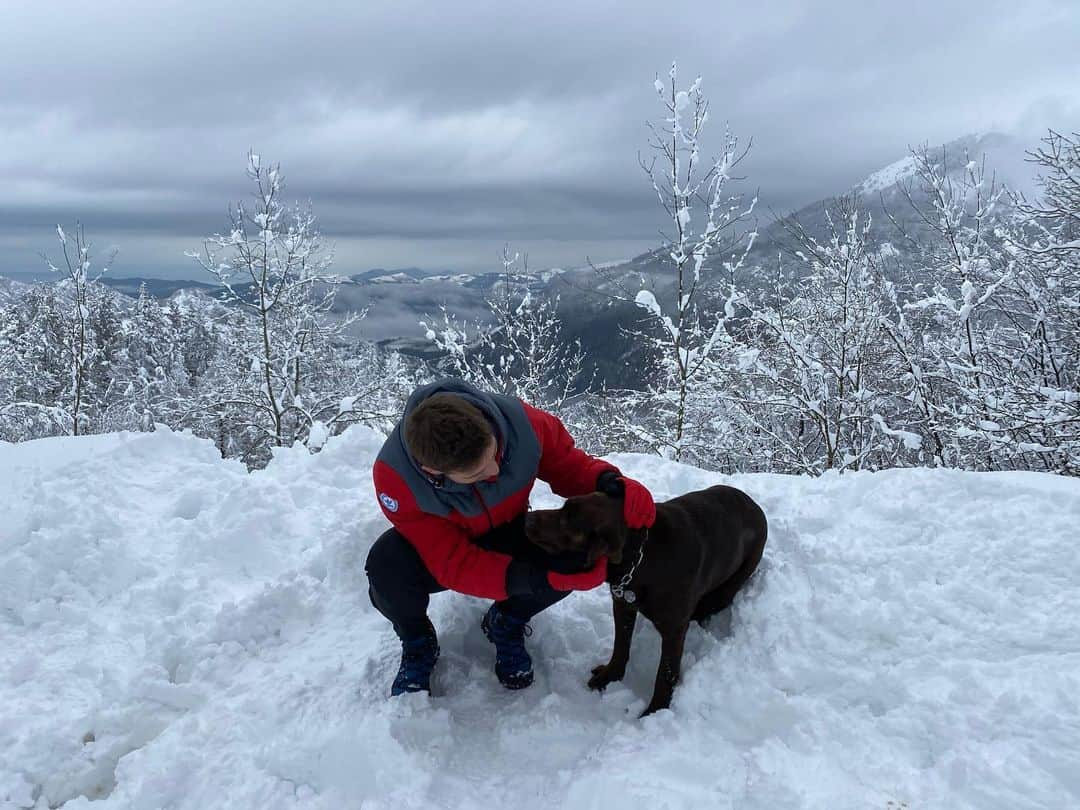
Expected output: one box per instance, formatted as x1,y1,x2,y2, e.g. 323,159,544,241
3,428,1078,809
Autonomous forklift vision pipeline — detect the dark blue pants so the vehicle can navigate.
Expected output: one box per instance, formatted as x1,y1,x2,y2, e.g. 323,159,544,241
365,514,584,641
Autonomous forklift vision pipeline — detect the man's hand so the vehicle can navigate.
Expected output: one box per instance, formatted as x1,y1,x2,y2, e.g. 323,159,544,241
548,557,608,591
596,471,656,529
621,476,656,529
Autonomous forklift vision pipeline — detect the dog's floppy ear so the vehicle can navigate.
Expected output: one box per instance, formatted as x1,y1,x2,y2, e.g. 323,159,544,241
585,525,623,565
592,513,629,565
574,491,628,565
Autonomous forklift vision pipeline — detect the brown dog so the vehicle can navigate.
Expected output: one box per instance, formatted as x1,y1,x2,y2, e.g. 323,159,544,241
524,484,767,716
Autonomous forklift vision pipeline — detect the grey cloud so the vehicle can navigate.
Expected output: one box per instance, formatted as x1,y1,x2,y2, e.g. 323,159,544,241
1,0,1078,279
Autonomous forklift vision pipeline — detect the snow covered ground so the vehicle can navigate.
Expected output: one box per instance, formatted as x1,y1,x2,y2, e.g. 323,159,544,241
3,426,1079,809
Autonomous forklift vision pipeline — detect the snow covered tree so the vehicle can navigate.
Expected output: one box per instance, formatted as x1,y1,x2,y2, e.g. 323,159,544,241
0,304,16,425
990,130,1080,472
40,222,116,435
877,274,953,467
326,343,423,445
177,306,251,458
882,146,1015,469
0,290,68,439
422,245,587,418
187,152,358,463
98,283,186,432
617,63,757,461
8,286,69,425
729,197,916,473
167,291,225,389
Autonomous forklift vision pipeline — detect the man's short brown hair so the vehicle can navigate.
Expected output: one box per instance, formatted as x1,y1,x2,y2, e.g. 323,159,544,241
405,393,494,473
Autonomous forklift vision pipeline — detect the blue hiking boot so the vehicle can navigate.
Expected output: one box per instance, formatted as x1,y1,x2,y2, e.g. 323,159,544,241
390,624,440,697
481,605,534,690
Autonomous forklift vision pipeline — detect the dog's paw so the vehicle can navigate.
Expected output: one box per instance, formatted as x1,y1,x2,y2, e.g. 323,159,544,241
587,663,623,691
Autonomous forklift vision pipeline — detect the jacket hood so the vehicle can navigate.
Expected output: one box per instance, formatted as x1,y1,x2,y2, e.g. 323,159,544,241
398,378,511,495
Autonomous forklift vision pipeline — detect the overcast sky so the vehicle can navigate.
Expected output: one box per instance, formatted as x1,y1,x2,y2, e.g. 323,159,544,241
2,0,1078,280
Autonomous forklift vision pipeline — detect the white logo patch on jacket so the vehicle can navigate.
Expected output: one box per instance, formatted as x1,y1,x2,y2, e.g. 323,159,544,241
379,492,399,513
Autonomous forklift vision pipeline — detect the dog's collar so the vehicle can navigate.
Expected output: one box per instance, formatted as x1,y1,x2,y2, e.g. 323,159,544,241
611,528,648,604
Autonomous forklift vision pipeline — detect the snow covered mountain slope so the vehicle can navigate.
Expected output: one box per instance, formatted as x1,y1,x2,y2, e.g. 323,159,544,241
2,427,1078,809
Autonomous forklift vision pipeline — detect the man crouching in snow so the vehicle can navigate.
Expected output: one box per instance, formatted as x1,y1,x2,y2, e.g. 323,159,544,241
366,378,656,696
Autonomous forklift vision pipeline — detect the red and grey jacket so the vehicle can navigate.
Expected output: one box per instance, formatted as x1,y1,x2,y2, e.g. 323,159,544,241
372,378,618,600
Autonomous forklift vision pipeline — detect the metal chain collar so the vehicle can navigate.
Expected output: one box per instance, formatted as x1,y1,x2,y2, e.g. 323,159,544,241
610,529,647,604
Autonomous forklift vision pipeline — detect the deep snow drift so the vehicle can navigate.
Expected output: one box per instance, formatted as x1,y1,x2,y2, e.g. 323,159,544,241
2,426,1078,809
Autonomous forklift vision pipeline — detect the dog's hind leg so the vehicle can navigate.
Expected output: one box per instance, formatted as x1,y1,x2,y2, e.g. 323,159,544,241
692,542,765,624
641,619,689,717
698,605,734,636
588,596,638,691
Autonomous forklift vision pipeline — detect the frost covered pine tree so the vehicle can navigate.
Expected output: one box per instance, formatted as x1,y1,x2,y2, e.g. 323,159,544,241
0,285,70,438
182,306,253,459
621,63,757,462
84,283,130,430
0,304,17,426
421,245,587,417
106,282,187,432
0,291,65,440
187,152,357,464
169,291,225,389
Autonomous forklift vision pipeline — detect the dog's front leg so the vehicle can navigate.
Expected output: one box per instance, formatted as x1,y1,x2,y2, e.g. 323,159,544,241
640,620,689,717
588,595,637,691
